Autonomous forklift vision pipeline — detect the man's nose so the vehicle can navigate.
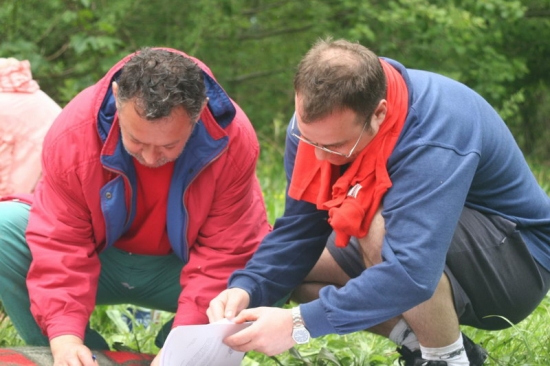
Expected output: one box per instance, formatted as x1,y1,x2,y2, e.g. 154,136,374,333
141,145,159,165
314,147,331,161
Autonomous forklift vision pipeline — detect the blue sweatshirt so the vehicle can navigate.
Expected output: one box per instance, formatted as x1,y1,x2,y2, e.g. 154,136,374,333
228,59,550,338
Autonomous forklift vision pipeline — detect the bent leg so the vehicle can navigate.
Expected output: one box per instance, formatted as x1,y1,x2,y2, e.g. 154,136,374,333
96,247,184,348
0,201,110,349
356,208,463,347
402,273,460,347
445,207,550,330
290,246,351,304
292,208,400,337
0,201,48,346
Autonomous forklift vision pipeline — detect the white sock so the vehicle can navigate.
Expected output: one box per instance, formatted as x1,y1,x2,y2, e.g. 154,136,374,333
420,334,469,365
389,319,419,351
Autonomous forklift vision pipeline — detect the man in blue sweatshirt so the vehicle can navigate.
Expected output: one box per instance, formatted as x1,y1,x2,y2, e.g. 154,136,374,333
207,39,550,366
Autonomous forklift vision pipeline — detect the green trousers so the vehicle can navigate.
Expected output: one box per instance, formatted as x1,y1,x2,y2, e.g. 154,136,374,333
0,201,184,349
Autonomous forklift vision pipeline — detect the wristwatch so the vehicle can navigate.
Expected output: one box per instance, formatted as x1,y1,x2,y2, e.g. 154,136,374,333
291,306,311,344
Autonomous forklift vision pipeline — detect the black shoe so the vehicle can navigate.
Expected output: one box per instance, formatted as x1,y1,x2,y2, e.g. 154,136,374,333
397,333,488,366
461,333,488,366
396,345,447,366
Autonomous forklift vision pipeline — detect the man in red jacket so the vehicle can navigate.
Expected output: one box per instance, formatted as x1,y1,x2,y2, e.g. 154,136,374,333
0,48,270,365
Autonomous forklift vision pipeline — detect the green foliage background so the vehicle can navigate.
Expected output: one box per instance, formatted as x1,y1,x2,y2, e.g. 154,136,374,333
2,0,550,157
2,0,550,364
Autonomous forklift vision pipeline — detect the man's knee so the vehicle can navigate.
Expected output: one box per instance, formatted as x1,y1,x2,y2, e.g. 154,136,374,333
291,248,351,303
0,201,30,237
303,248,350,285
0,201,32,275
357,208,385,268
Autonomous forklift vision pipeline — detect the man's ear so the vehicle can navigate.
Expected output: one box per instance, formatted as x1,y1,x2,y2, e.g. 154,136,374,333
200,97,209,113
112,81,119,99
371,99,387,132
112,81,121,110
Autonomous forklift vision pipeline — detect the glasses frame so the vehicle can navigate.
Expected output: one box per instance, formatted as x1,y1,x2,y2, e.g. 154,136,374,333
291,116,368,158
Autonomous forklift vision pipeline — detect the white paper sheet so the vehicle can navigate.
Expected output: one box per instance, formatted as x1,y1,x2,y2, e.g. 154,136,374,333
160,320,252,366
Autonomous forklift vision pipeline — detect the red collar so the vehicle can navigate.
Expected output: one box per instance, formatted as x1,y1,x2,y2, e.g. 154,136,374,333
289,59,409,247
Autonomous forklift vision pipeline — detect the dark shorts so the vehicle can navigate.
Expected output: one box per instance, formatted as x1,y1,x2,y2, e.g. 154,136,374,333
327,206,550,330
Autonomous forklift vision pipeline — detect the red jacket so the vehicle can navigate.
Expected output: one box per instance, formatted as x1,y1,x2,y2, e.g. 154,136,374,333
21,49,270,340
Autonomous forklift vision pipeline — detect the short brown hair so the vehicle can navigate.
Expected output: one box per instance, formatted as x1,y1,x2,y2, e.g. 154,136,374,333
294,38,386,126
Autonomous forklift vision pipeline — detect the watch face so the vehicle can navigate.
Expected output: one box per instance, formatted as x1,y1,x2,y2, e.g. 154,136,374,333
292,328,310,344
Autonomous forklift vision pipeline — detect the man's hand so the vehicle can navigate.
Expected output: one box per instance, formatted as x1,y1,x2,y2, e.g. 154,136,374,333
223,307,296,356
207,288,250,322
50,334,97,366
150,348,162,366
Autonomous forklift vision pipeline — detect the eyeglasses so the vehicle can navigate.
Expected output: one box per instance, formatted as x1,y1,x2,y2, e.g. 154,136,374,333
291,115,368,158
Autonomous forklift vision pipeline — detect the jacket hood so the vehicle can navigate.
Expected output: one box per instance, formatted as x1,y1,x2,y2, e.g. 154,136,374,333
95,48,236,144
0,58,39,93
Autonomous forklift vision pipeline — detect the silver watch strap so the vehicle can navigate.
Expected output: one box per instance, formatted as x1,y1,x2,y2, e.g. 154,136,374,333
292,306,306,328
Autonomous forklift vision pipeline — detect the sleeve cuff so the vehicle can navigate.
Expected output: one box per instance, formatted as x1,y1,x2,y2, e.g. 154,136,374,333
228,275,263,308
46,316,88,341
300,300,336,338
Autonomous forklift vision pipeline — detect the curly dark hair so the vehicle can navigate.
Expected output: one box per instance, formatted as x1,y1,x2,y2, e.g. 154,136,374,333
294,38,386,126
116,48,207,121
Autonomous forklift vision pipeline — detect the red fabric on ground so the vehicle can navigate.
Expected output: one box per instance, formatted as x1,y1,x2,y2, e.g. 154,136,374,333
103,350,155,363
0,349,36,365
0,348,154,366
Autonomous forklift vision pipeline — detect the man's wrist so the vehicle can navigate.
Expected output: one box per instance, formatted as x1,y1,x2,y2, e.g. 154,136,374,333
50,334,84,345
291,306,311,344
50,334,84,355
